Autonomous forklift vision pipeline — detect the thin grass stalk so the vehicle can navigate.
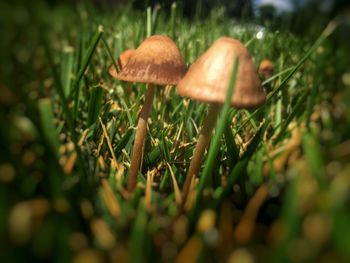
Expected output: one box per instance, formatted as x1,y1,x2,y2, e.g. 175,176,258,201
146,7,152,37
68,26,103,100
197,59,239,194
170,2,177,39
102,36,120,73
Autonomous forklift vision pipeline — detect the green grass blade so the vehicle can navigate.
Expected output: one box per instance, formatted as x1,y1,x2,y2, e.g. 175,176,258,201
333,210,350,261
114,128,134,155
223,118,239,168
129,203,150,263
102,36,119,73
146,7,152,37
38,98,60,157
68,26,103,100
251,149,264,185
302,131,326,189
274,55,284,133
261,66,294,86
213,122,267,205
170,2,177,39
143,148,161,168
197,58,239,195
151,4,160,34
87,85,104,127
61,46,74,96
305,77,320,129
119,98,135,126
159,133,171,162
272,173,299,262
274,90,309,143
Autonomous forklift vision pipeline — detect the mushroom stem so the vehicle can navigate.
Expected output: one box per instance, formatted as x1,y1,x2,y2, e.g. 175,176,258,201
127,84,156,192
181,103,221,206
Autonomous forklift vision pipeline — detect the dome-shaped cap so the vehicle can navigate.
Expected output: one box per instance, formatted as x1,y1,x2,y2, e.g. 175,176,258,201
109,49,136,79
258,59,274,77
116,35,187,85
176,37,265,109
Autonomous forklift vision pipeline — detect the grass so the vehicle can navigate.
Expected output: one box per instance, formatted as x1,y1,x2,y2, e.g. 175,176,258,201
1,1,350,262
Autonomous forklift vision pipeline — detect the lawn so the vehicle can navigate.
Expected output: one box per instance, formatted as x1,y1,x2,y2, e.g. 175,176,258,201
1,1,350,262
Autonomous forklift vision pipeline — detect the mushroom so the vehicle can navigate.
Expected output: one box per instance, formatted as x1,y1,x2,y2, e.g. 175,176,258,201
176,37,265,204
258,59,274,77
109,49,136,96
115,35,186,191
109,49,136,78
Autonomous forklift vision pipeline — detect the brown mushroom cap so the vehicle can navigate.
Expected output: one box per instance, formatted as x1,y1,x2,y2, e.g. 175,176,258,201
116,35,187,86
109,49,136,79
258,59,274,77
176,37,266,109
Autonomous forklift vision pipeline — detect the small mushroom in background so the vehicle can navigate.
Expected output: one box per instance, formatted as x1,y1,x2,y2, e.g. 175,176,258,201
109,48,136,78
109,49,136,95
115,35,187,192
258,59,274,78
176,37,266,206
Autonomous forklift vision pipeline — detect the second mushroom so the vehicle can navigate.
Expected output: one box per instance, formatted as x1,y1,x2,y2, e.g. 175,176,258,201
176,37,266,207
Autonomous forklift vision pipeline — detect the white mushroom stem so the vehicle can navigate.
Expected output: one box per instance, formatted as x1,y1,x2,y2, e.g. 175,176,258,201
181,103,221,206
127,84,156,191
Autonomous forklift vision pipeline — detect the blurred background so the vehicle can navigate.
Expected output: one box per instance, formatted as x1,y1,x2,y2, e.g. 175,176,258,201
1,0,349,107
